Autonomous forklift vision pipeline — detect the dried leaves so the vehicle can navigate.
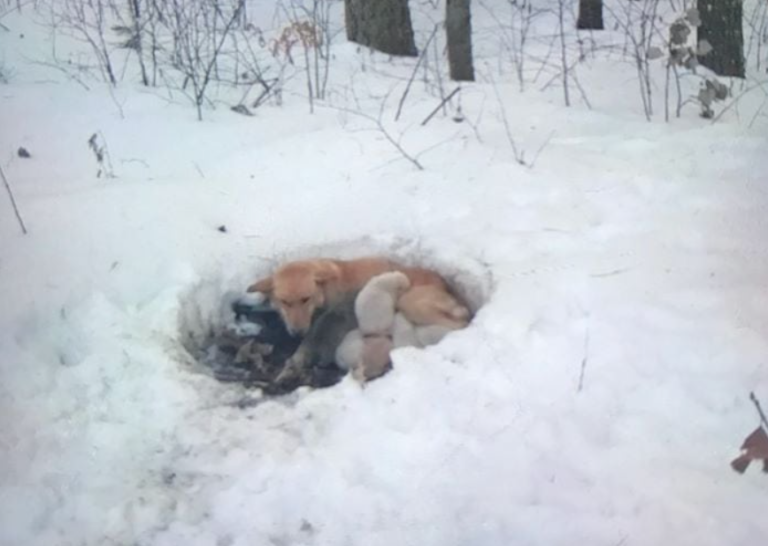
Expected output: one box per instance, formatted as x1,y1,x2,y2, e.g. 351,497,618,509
731,393,768,475
731,427,768,474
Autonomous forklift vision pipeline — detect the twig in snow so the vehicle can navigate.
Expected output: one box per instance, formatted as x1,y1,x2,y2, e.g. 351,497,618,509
326,102,424,171
577,326,590,392
29,60,92,91
107,83,126,119
591,267,631,278
0,164,28,235
528,131,555,170
421,87,461,127
370,115,424,171
712,80,768,124
489,75,526,165
750,392,768,429
121,157,149,169
396,23,439,122
88,132,115,179
555,0,571,107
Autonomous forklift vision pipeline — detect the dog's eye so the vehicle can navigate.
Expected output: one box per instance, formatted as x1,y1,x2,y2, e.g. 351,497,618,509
300,297,310,304
279,299,291,308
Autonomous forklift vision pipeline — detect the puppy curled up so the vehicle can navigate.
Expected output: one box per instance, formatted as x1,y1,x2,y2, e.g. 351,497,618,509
336,330,394,383
355,271,411,334
336,271,411,384
336,271,460,384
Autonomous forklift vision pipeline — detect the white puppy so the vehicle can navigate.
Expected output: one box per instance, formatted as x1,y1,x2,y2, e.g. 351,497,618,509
355,271,411,334
336,329,363,371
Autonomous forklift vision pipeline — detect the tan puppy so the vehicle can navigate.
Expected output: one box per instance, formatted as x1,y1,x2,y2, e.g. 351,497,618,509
353,335,393,383
247,257,393,335
396,284,470,330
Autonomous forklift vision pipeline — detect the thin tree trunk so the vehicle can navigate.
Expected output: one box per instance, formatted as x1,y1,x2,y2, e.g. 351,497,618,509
446,0,475,81
344,0,418,57
577,0,604,30
697,0,745,78
130,0,149,86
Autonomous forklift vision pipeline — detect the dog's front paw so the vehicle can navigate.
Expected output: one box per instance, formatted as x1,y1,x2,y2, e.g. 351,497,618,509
285,350,306,370
272,358,305,391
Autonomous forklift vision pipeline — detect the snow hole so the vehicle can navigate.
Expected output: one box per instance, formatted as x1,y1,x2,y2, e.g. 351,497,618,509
178,237,493,396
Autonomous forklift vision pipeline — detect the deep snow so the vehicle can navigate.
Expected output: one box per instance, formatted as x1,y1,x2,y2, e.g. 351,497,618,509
1,1,767,545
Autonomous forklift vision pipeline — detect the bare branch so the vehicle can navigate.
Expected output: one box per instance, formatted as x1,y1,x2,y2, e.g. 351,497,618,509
750,392,768,430
326,101,424,171
0,165,28,235
396,23,439,122
421,86,461,126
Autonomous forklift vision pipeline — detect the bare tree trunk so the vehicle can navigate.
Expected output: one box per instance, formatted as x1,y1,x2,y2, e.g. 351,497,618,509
577,0,603,30
697,0,745,78
129,0,149,86
446,0,475,81
344,0,418,57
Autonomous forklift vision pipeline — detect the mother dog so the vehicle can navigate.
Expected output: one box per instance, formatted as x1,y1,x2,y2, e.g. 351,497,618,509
247,256,469,335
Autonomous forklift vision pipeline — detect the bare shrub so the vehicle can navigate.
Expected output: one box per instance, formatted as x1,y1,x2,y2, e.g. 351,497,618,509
479,0,546,92
162,0,246,120
606,0,664,120
274,0,335,113
52,0,119,85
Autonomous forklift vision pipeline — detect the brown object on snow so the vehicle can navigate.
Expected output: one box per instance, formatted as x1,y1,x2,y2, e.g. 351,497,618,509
730,427,768,474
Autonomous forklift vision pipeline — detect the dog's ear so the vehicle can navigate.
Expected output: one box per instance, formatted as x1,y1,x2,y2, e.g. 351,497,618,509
312,261,340,285
247,276,273,294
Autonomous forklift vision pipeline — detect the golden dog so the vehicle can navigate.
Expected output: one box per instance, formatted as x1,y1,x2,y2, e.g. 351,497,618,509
247,256,469,335
247,257,392,335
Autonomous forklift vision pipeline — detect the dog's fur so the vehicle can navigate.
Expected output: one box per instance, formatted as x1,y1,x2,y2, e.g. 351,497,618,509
247,257,467,336
396,284,470,330
247,257,393,335
391,313,452,349
395,266,448,290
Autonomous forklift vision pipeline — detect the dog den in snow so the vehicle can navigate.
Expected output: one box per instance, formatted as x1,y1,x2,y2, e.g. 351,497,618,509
180,247,490,398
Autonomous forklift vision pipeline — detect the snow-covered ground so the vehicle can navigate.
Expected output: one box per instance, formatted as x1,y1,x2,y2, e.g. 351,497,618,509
1,1,767,545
